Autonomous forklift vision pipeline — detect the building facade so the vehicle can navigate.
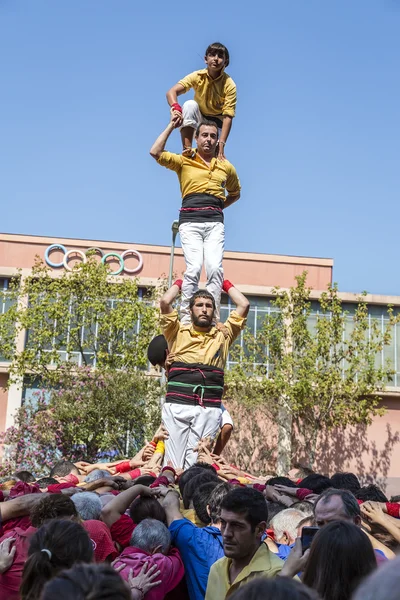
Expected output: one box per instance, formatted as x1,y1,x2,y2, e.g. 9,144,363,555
1,232,400,493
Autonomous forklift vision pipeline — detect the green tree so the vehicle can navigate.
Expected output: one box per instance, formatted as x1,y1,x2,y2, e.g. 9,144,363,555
225,272,398,473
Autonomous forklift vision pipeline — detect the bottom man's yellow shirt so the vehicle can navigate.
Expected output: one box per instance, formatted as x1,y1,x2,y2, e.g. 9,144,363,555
205,543,284,599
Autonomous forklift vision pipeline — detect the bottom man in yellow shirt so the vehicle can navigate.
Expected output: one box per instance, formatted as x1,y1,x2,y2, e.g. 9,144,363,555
205,487,284,599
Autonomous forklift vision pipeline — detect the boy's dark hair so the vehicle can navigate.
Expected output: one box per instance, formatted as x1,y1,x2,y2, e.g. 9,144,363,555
195,121,219,139
192,481,219,525
14,471,36,483
331,472,361,495
221,488,268,532
355,484,388,503
205,42,230,67
194,462,217,474
266,476,298,488
50,461,79,478
208,482,231,524
178,466,204,496
183,471,219,509
35,477,58,490
147,335,168,367
30,495,78,529
129,496,166,524
133,475,157,487
300,474,333,495
20,520,93,600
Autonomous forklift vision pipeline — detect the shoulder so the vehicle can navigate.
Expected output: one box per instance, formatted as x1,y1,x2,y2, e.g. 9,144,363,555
223,72,236,88
169,518,196,539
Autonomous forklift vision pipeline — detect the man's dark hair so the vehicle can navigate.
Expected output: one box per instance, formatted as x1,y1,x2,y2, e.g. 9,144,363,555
195,121,219,139
315,488,361,519
178,466,204,496
195,461,218,474
14,471,36,483
35,477,58,490
228,575,319,600
208,482,231,524
266,476,298,488
41,564,131,600
133,475,157,487
129,496,166,524
300,474,333,495
30,494,78,528
192,481,219,525
356,484,388,503
147,335,168,367
205,42,230,67
266,501,287,527
331,472,361,495
221,488,268,532
183,471,219,509
50,460,79,478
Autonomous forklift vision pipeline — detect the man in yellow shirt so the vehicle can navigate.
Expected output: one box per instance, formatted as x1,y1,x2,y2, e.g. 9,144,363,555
205,488,284,599
150,114,240,325
158,280,249,468
166,42,235,159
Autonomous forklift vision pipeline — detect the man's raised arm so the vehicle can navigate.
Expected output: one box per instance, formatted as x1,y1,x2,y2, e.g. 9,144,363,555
149,113,180,160
224,280,250,318
160,280,183,315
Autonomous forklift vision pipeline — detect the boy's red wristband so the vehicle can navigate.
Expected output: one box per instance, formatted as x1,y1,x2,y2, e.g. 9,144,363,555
173,279,183,290
149,441,157,448
171,103,182,113
127,468,141,480
115,461,132,474
222,280,234,293
211,463,220,471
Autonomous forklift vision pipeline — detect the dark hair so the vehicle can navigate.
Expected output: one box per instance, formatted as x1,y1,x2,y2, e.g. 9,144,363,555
195,121,219,139
41,563,131,600
302,521,377,600
300,474,333,495
205,42,230,67
147,335,168,367
20,520,93,600
30,495,78,528
221,488,268,532
178,466,204,496
390,495,400,503
35,477,58,489
183,471,219,509
195,461,218,474
356,484,388,503
14,471,36,483
208,482,231,524
129,496,166,524
266,476,298,488
315,488,361,520
50,461,79,478
331,472,361,494
229,576,320,600
133,475,157,487
266,501,287,527
192,481,219,524
291,501,315,517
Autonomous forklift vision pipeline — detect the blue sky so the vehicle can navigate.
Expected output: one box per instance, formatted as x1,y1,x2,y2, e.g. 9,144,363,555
1,1,399,295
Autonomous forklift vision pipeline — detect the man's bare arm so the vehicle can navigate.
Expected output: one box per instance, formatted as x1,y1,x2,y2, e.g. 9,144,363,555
227,284,250,318
166,83,186,107
160,282,182,315
0,493,48,522
224,193,240,210
101,485,157,528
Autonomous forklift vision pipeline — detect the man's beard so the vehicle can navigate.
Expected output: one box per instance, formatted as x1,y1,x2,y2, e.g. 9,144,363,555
191,313,213,328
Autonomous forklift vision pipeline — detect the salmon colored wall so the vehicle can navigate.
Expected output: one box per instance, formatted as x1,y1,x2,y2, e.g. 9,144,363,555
0,374,9,434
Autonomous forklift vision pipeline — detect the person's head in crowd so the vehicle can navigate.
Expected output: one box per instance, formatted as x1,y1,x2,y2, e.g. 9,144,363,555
84,469,111,483
0,476,18,490
355,484,388,503
20,519,93,600
266,476,298,488
147,334,168,368
302,521,377,600
35,477,58,490
291,501,315,517
330,472,361,495
300,473,333,495
270,509,305,546
220,488,267,560
133,475,157,487
50,460,80,478
71,491,102,521
229,576,320,600
266,501,287,527
183,470,219,509
208,482,231,526
14,470,36,483
129,495,166,524
178,466,204,496
30,494,78,528
314,488,361,528
390,494,400,503
192,481,219,524
195,461,218,474
41,563,131,600
287,462,315,482
297,515,315,537
352,554,400,600
130,518,171,555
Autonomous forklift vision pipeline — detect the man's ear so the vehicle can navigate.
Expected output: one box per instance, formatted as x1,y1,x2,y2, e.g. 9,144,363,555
206,504,211,517
256,521,267,539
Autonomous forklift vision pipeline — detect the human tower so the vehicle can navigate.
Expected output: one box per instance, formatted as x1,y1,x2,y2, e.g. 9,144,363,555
148,43,249,469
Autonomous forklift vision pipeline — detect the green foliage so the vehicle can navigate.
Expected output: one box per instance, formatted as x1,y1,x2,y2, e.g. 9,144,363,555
226,272,399,465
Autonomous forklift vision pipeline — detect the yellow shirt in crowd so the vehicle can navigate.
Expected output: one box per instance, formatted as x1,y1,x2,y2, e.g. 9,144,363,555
205,543,284,599
157,150,240,202
160,309,246,370
178,69,237,118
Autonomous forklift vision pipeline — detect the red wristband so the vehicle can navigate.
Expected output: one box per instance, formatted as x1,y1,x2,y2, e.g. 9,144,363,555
173,279,183,290
127,468,141,480
149,441,157,448
211,463,220,472
171,103,182,113
115,461,132,474
222,280,234,293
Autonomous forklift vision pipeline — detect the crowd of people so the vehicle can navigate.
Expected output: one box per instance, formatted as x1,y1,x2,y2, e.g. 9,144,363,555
0,425,400,600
